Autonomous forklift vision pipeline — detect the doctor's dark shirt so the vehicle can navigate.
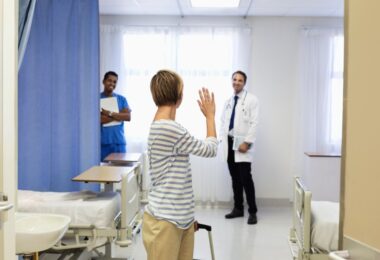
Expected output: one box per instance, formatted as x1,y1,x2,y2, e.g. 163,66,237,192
100,92,130,145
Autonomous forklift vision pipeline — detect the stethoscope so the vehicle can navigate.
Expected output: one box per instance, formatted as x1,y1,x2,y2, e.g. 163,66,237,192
226,90,248,113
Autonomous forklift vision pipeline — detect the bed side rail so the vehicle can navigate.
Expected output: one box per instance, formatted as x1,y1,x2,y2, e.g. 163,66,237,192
290,176,312,259
117,163,143,247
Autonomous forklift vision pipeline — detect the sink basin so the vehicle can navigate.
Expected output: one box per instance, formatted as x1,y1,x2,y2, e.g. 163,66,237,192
15,212,71,254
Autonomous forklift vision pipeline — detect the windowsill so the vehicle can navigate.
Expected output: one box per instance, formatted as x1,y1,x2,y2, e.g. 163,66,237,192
304,152,341,158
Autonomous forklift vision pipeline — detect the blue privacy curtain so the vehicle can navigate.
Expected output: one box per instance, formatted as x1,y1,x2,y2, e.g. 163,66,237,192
18,0,100,191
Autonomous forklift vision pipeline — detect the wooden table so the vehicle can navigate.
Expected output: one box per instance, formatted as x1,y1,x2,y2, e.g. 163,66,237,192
304,152,341,158
72,165,134,192
103,152,142,165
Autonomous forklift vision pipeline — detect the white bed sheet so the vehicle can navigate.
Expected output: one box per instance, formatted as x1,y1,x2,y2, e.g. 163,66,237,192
18,190,120,228
311,201,339,252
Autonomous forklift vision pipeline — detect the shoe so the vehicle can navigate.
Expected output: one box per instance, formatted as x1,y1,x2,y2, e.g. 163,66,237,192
247,214,257,225
225,208,244,219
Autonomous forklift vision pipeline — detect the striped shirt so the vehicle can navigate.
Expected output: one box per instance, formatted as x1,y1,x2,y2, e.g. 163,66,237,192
145,119,218,229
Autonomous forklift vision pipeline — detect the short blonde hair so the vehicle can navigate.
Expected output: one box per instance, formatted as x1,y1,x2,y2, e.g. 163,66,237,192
150,70,183,106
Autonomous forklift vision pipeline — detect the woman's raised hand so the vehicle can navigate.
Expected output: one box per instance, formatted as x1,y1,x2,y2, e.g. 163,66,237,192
197,87,215,119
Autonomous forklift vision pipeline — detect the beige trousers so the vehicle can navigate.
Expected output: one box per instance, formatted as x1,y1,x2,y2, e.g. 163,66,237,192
142,212,195,260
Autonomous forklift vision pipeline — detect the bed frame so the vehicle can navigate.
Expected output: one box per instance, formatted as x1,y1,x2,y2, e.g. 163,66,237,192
48,163,143,259
288,176,331,260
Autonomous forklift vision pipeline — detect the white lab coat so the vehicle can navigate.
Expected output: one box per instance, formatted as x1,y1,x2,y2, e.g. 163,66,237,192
220,89,259,162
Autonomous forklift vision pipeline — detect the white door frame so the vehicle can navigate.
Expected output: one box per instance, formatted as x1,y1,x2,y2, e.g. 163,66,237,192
0,0,18,259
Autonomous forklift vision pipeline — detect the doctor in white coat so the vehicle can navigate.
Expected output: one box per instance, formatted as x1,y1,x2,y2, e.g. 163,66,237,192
220,70,259,225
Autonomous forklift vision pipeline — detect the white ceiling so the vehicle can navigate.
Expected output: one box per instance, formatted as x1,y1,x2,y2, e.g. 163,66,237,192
99,0,344,17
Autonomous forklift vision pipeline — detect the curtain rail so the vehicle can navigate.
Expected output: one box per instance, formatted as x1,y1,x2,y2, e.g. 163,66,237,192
100,24,252,29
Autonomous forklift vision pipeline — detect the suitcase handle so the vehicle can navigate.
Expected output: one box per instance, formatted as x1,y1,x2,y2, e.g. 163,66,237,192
197,223,212,232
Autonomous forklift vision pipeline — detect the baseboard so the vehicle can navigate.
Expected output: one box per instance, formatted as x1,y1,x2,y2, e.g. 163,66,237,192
194,198,291,208
194,201,232,208
343,236,380,260
256,198,292,207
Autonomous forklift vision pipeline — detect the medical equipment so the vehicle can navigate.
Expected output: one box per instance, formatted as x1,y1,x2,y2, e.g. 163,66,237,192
18,164,142,259
288,176,340,260
226,90,248,112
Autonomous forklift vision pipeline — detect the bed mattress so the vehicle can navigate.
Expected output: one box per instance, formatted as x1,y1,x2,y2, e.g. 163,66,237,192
18,190,120,228
311,201,339,252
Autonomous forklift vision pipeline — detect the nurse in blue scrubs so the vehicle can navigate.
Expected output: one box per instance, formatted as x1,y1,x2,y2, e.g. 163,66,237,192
100,71,131,161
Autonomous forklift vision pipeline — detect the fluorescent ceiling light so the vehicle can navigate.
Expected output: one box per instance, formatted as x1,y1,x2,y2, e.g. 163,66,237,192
190,0,240,8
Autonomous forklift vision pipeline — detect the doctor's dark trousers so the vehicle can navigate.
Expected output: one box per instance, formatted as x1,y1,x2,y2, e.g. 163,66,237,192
227,136,258,215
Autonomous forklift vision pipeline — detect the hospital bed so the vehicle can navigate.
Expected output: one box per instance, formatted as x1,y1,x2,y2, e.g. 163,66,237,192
289,176,340,260
18,164,143,259
104,151,149,204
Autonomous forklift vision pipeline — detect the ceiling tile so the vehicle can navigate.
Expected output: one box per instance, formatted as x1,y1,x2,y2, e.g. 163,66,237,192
99,0,344,17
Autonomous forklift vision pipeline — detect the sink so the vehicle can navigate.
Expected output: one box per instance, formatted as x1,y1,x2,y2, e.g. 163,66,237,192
15,212,71,254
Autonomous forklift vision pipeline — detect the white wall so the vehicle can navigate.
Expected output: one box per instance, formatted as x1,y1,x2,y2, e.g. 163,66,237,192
248,17,342,200
100,15,343,201
302,156,340,202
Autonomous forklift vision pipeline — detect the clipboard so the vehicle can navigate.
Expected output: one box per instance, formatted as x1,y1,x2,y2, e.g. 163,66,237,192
101,97,121,127
232,136,245,151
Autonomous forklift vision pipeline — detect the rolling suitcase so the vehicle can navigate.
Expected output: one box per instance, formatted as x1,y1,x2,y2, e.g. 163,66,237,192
193,223,215,260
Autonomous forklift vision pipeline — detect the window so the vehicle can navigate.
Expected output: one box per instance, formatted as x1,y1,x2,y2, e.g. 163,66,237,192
299,29,344,154
121,27,244,143
329,35,344,149
100,25,250,202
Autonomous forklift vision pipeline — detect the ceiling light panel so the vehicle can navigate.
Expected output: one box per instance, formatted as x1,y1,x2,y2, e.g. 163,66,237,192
190,0,240,8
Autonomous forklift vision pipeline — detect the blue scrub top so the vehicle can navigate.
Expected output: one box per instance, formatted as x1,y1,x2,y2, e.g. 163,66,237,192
101,92,130,145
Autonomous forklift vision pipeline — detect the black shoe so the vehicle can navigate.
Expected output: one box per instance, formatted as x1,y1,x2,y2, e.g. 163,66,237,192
247,214,257,225
225,208,244,219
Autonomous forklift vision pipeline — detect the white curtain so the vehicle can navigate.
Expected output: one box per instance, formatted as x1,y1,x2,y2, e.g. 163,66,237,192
294,28,343,175
301,29,334,153
18,0,36,70
100,24,252,203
